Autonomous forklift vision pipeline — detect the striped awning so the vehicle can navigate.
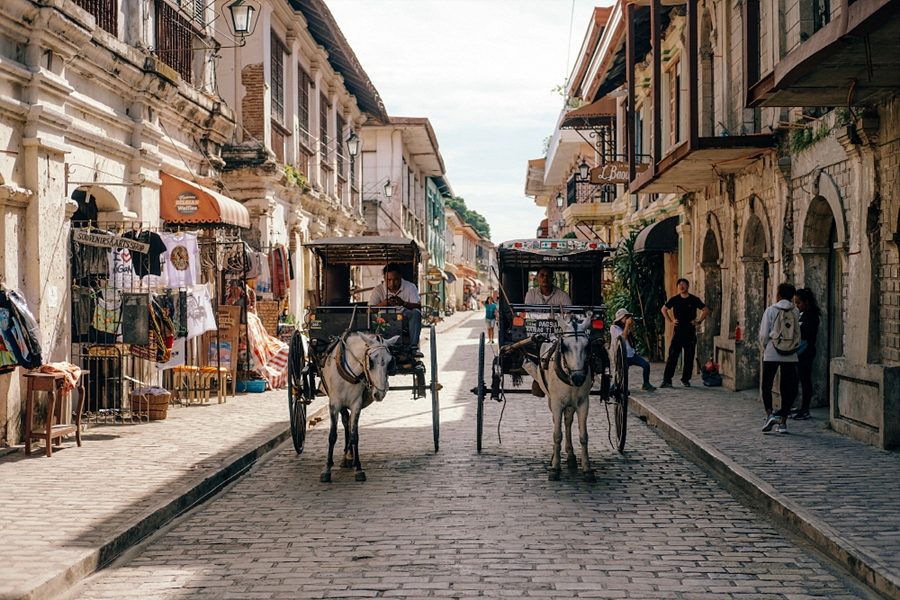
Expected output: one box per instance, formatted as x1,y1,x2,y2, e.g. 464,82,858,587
160,172,250,229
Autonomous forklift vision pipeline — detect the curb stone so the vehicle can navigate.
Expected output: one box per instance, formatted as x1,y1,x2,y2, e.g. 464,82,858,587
629,394,900,600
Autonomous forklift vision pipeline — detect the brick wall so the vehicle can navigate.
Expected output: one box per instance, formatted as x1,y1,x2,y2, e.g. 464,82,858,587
241,63,265,141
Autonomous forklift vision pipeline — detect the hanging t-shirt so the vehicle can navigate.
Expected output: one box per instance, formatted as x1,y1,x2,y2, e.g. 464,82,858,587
254,252,272,297
123,230,167,277
108,247,139,289
186,284,217,340
160,231,201,288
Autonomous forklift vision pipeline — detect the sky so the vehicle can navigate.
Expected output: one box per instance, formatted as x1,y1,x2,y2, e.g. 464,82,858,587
326,0,606,244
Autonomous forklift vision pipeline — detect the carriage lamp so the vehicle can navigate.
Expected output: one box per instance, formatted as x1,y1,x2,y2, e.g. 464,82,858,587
536,225,543,238
556,192,564,209
578,159,590,180
433,216,440,227
383,180,394,199
227,0,259,37
346,132,360,158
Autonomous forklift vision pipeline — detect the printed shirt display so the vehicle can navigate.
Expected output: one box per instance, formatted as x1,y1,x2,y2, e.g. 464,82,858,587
186,284,217,340
160,231,201,288
108,248,139,289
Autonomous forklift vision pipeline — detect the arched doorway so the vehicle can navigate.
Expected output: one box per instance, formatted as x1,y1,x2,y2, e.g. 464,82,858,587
739,214,768,388
800,195,842,407
699,228,721,364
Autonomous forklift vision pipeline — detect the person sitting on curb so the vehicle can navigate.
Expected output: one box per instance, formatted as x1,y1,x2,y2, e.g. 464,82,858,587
610,308,656,391
369,263,423,359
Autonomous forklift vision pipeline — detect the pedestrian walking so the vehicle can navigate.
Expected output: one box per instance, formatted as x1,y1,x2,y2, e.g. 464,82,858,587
760,282,802,434
660,278,709,387
791,287,821,420
610,308,656,391
484,296,497,343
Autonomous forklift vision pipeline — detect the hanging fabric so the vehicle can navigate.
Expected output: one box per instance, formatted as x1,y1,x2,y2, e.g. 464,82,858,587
0,288,43,369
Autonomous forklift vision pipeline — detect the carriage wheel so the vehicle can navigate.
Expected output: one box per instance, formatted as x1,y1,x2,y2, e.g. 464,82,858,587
288,330,308,455
430,325,440,453
476,332,485,454
613,342,628,453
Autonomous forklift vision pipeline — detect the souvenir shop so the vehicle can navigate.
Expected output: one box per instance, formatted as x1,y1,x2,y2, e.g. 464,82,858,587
68,174,295,421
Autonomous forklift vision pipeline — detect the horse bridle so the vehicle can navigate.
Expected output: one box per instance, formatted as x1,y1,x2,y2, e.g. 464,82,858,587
541,329,591,388
338,337,393,399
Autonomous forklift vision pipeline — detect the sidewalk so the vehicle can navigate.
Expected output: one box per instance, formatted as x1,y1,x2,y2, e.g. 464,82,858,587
0,310,476,600
628,367,900,600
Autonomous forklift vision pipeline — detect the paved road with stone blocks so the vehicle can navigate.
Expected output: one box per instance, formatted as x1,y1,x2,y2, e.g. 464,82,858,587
58,317,878,600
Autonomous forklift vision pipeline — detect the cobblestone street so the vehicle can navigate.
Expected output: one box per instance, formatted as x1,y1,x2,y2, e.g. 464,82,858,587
60,317,878,599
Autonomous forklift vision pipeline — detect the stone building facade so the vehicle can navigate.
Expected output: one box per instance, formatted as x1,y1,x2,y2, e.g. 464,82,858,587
215,0,388,320
0,0,237,445
537,0,900,448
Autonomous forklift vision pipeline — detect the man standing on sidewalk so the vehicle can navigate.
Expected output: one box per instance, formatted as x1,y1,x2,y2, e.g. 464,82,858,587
660,278,709,387
760,282,802,434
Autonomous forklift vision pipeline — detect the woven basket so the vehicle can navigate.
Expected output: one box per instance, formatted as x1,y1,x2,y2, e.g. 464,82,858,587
131,391,172,420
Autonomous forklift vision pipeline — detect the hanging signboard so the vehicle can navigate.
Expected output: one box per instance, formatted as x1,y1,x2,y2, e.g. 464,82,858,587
73,230,150,253
590,162,649,184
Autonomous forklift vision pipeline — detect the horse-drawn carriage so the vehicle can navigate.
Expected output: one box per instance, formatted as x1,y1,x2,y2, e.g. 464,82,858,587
473,239,629,479
286,236,441,481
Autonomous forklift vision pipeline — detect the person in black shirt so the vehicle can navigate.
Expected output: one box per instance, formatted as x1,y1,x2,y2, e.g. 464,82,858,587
791,288,821,420
660,278,710,387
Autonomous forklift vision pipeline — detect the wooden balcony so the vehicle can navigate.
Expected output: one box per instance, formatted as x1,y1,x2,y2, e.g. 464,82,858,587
746,0,900,107
630,135,777,194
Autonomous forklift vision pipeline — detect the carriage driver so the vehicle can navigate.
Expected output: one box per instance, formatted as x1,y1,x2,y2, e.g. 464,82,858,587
369,263,424,358
524,266,572,397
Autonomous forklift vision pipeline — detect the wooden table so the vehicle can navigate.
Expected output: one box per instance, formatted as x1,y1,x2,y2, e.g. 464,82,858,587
24,370,89,457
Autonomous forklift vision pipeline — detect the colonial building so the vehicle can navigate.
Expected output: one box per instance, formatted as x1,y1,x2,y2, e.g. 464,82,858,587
359,117,451,297
0,0,241,444
215,0,389,320
541,0,900,448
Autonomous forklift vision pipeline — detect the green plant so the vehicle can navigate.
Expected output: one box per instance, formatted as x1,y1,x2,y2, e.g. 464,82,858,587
609,227,667,360
562,232,577,239
284,165,308,188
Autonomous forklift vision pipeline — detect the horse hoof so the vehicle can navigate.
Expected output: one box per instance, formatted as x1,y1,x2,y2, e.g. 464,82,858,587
341,459,353,468
320,472,332,483
583,470,597,483
355,471,367,482
548,470,561,481
566,456,578,470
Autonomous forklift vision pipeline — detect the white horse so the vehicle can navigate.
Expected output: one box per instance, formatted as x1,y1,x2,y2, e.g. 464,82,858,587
318,332,400,482
522,312,595,482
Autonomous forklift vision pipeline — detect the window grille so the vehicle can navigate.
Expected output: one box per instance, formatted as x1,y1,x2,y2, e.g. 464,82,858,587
336,113,345,176
271,34,286,126
73,0,117,35
319,93,330,161
155,0,194,83
298,66,311,146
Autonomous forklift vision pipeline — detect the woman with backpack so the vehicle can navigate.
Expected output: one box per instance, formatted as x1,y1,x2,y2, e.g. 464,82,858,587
791,288,821,421
759,282,802,434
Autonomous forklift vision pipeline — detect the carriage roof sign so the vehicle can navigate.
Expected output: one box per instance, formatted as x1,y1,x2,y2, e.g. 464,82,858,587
499,239,612,253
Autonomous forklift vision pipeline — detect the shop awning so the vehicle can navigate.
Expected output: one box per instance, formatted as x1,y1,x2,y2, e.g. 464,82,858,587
160,172,250,229
634,216,679,253
559,96,617,130
443,270,457,283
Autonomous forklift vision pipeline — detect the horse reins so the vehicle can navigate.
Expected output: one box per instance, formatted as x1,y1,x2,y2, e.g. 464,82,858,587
338,337,392,400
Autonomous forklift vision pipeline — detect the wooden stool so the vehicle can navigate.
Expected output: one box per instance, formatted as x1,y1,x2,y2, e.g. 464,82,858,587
171,365,200,404
199,366,229,404
24,370,89,457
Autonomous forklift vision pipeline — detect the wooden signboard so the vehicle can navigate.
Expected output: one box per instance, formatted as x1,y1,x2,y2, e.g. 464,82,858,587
203,305,241,370
590,162,649,184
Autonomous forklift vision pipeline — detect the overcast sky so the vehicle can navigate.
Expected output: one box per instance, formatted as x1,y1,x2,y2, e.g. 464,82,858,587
326,0,606,244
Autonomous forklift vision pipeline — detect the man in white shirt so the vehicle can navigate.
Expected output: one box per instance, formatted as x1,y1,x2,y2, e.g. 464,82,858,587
524,267,572,305
369,264,423,358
